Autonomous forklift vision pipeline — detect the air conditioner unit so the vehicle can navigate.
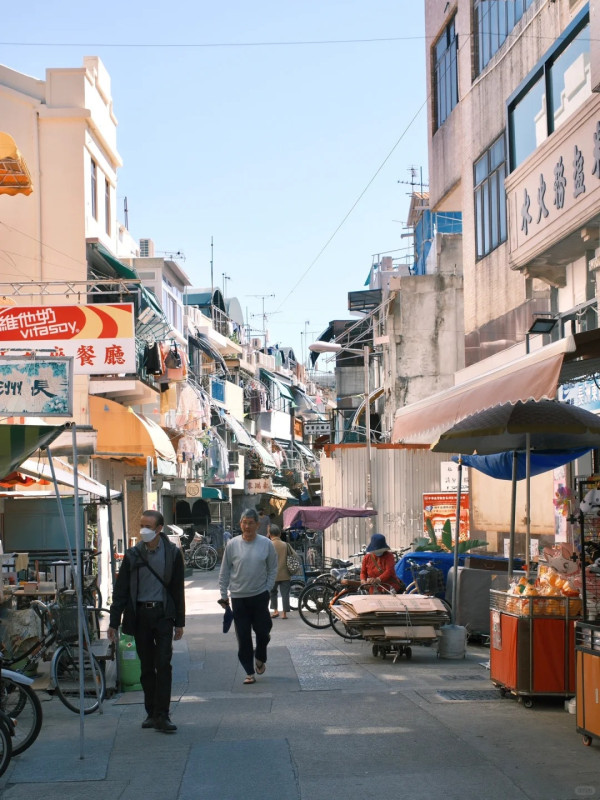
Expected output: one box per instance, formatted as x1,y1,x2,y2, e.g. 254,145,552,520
251,337,263,349
185,482,202,498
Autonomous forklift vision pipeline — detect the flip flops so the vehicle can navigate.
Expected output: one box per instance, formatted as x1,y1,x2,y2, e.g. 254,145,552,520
243,675,256,684
255,660,266,675
270,612,279,618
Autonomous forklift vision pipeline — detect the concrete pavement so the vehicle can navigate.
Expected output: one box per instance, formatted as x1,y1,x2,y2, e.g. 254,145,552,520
0,570,599,800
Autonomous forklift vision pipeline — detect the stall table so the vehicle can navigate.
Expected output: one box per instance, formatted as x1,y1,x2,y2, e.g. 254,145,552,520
575,621,600,745
490,589,581,707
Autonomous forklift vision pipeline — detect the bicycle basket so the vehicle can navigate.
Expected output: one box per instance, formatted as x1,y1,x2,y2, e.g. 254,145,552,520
48,603,79,641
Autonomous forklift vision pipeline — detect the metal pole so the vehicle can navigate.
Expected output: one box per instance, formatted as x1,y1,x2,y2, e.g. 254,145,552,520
105,481,117,589
508,451,518,581
71,426,86,756
364,344,373,506
526,432,531,575
451,457,463,625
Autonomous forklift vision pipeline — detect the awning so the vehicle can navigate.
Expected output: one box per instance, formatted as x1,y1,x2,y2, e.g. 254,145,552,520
283,506,377,530
289,386,325,419
0,424,64,480
259,369,295,403
190,333,229,372
392,336,576,445
219,410,254,448
310,324,334,366
18,457,121,499
90,396,176,472
0,132,33,196
249,436,277,470
267,485,298,501
88,242,139,280
350,387,384,428
202,487,225,500
294,441,317,463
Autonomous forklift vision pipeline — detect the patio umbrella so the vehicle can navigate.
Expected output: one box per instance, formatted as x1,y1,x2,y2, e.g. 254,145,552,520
431,400,600,574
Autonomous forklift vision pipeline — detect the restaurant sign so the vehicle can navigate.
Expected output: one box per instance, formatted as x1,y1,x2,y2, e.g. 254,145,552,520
0,304,136,375
245,477,273,495
0,356,72,416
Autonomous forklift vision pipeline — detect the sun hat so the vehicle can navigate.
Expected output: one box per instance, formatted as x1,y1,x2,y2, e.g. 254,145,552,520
366,533,390,553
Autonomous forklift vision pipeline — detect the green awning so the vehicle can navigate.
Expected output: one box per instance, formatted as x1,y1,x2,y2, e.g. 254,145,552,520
260,369,295,403
89,242,139,281
0,425,65,480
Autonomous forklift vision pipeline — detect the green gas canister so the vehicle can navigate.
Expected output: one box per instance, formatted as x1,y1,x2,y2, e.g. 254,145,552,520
118,634,142,691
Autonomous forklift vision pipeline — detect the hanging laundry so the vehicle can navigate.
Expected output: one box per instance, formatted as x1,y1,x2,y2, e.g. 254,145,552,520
143,342,164,376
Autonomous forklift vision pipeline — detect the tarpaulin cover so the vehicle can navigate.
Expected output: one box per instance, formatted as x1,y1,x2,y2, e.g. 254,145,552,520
452,448,591,480
283,506,377,530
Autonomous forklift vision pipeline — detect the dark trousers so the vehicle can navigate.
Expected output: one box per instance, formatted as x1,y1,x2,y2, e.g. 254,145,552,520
270,580,291,612
231,591,272,675
134,605,174,718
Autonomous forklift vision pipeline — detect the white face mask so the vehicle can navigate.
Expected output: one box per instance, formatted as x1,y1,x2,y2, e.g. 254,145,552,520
140,527,158,543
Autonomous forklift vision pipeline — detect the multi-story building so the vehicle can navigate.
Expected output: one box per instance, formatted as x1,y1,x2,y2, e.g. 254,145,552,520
393,0,600,554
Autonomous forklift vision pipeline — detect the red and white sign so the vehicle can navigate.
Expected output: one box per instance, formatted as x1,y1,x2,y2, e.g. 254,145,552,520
423,492,470,540
0,304,136,375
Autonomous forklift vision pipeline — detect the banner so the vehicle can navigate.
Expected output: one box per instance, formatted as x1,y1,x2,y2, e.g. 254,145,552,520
0,357,72,416
0,304,136,375
423,492,470,541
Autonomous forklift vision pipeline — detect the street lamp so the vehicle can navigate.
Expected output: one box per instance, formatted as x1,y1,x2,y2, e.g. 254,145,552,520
308,341,374,519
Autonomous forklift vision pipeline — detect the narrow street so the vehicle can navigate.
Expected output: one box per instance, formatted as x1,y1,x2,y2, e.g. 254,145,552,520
0,570,598,800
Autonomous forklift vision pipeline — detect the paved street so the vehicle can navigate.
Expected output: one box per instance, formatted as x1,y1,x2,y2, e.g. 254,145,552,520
0,570,599,800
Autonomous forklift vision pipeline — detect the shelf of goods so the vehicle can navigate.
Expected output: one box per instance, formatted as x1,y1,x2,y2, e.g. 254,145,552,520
489,589,581,706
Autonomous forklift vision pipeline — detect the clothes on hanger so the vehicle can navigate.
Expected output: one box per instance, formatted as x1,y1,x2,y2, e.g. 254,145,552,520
143,341,164,375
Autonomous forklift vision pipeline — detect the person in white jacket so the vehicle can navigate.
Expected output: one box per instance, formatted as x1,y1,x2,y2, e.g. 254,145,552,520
218,508,278,684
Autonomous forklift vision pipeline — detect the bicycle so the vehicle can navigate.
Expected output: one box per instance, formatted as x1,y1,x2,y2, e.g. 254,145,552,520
174,527,218,571
0,596,105,715
0,659,43,756
0,709,13,778
81,550,103,610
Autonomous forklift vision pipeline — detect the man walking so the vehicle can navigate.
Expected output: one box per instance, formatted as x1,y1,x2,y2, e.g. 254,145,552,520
108,509,185,732
218,508,278,684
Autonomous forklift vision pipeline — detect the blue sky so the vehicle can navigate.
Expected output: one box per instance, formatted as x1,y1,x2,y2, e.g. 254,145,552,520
3,1,428,365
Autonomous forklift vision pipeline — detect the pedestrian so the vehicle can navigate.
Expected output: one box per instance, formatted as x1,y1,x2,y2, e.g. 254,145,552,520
268,524,292,619
218,508,278,684
108,509,185,733
256,506,271,537
360,533,404,593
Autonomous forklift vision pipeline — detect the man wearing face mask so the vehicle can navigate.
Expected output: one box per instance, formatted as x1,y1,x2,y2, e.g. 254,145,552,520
108,509,185,733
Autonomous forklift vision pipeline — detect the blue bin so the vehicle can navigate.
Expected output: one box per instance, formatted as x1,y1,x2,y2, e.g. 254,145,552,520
396,552,524,597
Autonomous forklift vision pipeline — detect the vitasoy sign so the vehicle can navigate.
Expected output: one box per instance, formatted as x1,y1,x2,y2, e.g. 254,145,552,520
0,304,136,375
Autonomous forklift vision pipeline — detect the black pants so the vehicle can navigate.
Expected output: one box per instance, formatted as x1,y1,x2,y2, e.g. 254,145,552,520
134,605,174,718
231,591,272,675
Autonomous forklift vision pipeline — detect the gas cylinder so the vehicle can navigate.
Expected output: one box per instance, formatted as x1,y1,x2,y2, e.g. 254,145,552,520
118,634,142,691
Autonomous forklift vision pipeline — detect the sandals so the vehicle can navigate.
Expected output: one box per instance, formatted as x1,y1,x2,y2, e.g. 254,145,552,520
255,660,266,675
270,612,279,618
243,675,256,684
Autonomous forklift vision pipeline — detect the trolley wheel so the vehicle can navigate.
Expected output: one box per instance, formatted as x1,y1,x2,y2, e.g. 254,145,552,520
404,646,412,659
583,735,593,747
499,687,508,698
372,645,380,657
522,697,534,709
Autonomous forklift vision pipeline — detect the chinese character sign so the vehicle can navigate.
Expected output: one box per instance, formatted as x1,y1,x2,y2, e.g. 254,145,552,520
0,357,72,416
244,478,273,495
423,492,470,541
0,304,135,375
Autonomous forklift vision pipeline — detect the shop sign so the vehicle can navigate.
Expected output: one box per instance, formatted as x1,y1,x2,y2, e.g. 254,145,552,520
0,304,135,375
245,477,272,495
0,356,72,416
440,461,469,492
558,380,600,413
304,420,331,436
423,492,470,540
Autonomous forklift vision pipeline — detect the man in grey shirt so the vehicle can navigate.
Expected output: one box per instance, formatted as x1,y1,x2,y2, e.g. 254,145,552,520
218,508,278,684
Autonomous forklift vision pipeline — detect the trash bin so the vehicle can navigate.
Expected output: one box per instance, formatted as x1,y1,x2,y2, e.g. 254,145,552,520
118,634,142,691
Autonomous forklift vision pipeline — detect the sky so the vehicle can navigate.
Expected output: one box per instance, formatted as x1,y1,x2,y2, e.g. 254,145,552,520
2,1,428,367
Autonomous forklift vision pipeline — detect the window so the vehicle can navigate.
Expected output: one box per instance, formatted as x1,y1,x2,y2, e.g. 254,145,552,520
105,179,111,236
90,159,97,220
474,134,507,259
508,9,590,170
434,17,458,129
474,0,535,75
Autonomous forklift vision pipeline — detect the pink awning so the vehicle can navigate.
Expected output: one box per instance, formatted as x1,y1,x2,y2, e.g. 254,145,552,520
283,506,377,531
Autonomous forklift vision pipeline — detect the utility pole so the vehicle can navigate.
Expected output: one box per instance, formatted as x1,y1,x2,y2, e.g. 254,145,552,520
210,237,214,295
302,320,310,368
222,273,230,298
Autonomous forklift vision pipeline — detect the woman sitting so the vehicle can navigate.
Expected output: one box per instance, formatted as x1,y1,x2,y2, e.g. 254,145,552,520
360,534,404,593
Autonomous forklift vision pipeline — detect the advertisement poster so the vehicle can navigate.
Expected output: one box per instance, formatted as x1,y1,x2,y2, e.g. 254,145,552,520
0,304,135,375
423,492,470,541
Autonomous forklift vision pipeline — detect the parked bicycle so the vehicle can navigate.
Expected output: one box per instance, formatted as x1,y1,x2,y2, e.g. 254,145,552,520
170,526,218,571
0,657,42,756
0,707,14,777
0,596,105,715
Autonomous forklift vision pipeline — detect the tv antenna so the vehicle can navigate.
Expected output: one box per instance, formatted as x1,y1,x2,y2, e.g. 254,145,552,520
397,166,428,194
157,250,186,261
248,293,276,346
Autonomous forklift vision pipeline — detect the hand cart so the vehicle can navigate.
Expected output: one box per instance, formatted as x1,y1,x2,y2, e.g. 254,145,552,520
490,589,581,708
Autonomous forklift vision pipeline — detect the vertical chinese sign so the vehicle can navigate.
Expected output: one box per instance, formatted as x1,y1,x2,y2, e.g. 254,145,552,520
0,304,136,374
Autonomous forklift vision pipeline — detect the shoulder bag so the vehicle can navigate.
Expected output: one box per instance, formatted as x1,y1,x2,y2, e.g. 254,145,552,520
286,543,302,575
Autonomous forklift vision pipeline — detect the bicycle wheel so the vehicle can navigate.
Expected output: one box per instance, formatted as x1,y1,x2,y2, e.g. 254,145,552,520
83,584,102,611
52,645,106,714
193,544,217,571
289,579,305,610
329,603,362,639
298,583,335,629
0,717,12,778
0,678,43,756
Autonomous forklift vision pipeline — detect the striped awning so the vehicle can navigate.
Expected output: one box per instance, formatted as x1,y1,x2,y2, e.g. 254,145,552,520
0,132,33,196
